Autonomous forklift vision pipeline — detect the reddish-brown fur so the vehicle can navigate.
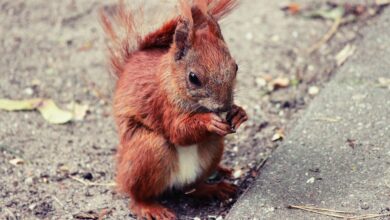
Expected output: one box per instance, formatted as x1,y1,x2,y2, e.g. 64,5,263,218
101,0,247,219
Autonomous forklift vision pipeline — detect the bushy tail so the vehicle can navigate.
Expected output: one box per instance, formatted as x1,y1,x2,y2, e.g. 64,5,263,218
100,0,142,77
208,0,238,20
100,0,238,77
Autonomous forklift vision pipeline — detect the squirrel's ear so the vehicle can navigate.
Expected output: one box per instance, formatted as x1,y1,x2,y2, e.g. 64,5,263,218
207,19,224,40
173,0,194,61
173,18,193,61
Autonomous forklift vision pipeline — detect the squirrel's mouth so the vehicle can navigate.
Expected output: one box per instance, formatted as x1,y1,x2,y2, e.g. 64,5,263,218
197,99,232,113
203,105,232,114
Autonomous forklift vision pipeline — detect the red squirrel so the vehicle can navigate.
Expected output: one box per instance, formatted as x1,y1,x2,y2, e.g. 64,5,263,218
101,0,247,219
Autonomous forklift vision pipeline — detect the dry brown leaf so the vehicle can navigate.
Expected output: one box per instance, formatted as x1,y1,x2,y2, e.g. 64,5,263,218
270,77,290,90
73,210,99,219
0,98,73,124
66,102,89,121
36,100,73,124
0,99,41,111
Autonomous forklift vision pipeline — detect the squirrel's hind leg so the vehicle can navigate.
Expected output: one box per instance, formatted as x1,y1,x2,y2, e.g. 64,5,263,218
116,127,177,219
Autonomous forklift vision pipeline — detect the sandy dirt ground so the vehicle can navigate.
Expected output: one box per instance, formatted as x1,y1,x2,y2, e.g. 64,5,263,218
0,0,383,219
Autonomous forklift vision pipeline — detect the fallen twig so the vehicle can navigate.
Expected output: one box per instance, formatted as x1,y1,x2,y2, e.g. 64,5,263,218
288,205,390,219
52,195,65,208
70,176,116,187
352,213,390,220
307,17,341,54
376,0,390,6
288,205,347,218
290,205,355,214
256,158,268,170
312,116,341,122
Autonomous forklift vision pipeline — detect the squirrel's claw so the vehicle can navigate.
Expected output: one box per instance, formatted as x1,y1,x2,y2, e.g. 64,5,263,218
130,202,176,220
227,105,248,130
215,181,237,201
186,181,237,201
207,113,234,136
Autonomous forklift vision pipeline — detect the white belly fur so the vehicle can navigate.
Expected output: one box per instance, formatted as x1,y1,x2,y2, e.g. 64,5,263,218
170,144,201,189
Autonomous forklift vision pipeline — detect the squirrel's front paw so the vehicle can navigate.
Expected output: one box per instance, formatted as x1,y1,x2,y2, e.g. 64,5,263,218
206,113,234,136
226,105,248,130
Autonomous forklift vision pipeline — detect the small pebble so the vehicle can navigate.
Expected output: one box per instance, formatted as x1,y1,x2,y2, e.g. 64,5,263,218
306,177,315,184
256,77,267,87
361,203,370,210
308,86,320,96
85,189,93,197
82,172,93,180
25,177,34,185
23,87,34,95
264,207,275,213
271,35,280,42
45,68,55,75
31,79,41,86
245,32,253,40
28,204,36,211
233,169,242,179
271,133,283,141
58,165,70,173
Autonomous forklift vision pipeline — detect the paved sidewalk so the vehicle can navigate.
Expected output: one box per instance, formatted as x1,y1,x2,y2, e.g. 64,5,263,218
227,9,390,220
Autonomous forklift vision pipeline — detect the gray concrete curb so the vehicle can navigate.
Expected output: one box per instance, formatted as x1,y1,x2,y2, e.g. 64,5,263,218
227,9,390,220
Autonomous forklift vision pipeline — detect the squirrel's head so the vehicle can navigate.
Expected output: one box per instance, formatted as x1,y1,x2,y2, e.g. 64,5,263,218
168,0,238,113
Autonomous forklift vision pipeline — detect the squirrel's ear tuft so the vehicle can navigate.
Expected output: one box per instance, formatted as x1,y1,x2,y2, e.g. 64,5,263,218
173,17,193,61
179,0,193,23
194,0,208,15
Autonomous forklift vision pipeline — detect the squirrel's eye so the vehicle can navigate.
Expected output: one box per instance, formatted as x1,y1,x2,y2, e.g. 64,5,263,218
189,72,202,87
235,64,239,72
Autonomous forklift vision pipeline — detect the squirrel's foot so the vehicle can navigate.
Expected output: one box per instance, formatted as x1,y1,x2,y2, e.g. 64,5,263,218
217,165,233,178
213,181,237,201
187,181,237,201
226,105,248,130
130,201,176,220
206,113,234,136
